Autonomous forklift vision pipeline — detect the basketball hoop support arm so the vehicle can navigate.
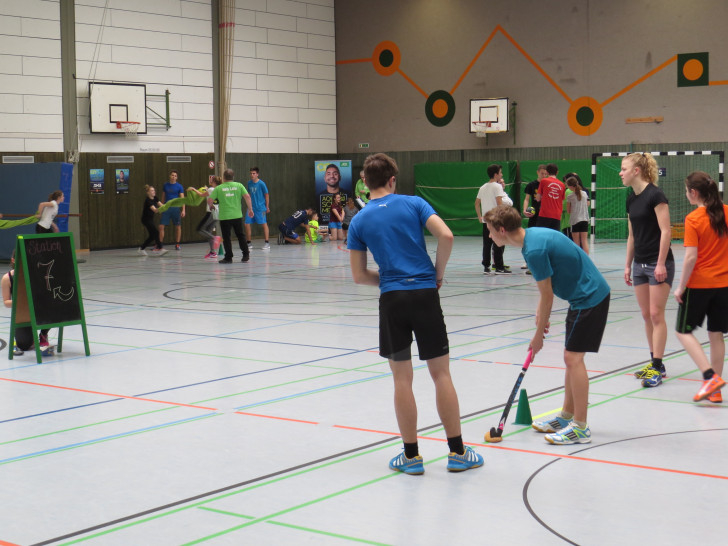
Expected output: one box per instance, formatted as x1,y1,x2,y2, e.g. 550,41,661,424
146,89,171,130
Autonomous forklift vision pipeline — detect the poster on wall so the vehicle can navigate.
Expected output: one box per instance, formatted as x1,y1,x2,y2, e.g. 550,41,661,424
89,169,104,194
314,160,352,223
116,169,129,194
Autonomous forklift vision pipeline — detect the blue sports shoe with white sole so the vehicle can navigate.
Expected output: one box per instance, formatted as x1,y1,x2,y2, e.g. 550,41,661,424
446,446,484,472
532,416,571,433
641,368,663,388
544,422,591,445
389,451,424,475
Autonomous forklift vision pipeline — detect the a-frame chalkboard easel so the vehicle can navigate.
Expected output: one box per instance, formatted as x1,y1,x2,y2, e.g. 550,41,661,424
8,233,90,364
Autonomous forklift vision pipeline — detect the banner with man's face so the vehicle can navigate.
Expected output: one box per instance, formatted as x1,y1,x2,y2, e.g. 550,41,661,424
315,160,352,223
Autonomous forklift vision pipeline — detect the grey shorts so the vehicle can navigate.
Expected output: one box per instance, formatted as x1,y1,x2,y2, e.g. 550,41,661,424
632,260,675,287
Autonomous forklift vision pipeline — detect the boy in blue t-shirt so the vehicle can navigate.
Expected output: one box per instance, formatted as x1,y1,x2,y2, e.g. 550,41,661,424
484,204,610,445
159,170,185,250
347,152,483,475
244,167,271,250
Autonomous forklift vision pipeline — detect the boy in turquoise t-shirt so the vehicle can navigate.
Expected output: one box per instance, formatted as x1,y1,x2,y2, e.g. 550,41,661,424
485,204,610,446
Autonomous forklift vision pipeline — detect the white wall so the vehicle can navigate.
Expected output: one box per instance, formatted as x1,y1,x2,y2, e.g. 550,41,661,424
75,0,214,154
229,0,336,154
0,0,63,152
0,0,337,156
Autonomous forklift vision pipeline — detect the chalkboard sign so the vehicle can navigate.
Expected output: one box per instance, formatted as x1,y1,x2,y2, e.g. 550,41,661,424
21,234,81,325
9,233,90,363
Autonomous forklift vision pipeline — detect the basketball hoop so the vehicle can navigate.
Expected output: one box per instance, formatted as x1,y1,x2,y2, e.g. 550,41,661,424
116,121,140,138
472,121,492,138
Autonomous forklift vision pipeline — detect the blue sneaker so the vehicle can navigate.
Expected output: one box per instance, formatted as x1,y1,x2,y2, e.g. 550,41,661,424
641,368,663,388
447,446,484,472
544,421,591,445
389,451,424,475
532,416,571,433
635,363,667,379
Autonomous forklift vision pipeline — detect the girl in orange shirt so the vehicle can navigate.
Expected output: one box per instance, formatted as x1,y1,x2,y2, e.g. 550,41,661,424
674,171,728,403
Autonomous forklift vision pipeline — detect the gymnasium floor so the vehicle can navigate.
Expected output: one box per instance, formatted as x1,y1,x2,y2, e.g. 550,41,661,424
0,236,724,545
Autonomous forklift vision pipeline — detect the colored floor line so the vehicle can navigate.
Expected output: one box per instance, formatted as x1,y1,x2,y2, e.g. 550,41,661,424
197,506,391,546
41,351,716,544
18,304,712,536
0,377,218,411
0,406,173,447
60,423,728,546
0,413,217,466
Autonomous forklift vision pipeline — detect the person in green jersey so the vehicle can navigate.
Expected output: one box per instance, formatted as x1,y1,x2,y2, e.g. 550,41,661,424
208,168,254,263
355,170,369,204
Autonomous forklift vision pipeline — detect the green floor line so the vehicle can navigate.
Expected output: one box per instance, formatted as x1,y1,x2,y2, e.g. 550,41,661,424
190,363,383,405
265,520,393,546
196,506,254,519
0,406,174,447
58,442,399,545
197,506,392,545
147,346,292,365
2,413,219,468
180,471,401,545
626,394,728,407
54,340,717,542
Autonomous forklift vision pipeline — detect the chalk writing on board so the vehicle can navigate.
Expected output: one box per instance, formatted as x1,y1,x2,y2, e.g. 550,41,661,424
37,260,75,301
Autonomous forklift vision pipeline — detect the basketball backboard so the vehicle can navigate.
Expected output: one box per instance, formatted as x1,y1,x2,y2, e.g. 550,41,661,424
89,82,147,134
469,98,509,133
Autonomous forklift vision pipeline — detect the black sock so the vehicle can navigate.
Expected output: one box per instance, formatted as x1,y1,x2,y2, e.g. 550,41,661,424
447,435,465,455
650,352,654,362
404,442,419,459
703,368,715,380
653,358,664,372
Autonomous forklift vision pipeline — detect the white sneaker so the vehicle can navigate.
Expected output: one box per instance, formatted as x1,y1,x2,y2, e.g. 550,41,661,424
262,242,270,251
138,248,147,256
158,248,169,256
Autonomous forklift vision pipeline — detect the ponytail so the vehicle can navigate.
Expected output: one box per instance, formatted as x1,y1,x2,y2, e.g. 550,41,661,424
685,171,727,237
565,173,585,202
626,152,659,184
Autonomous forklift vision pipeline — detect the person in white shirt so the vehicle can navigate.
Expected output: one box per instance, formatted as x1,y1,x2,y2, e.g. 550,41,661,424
36,190,64,233
474,165,512,275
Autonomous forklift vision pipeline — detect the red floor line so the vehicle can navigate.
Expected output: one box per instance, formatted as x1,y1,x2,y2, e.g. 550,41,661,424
473,441,728,480
235,411,318,425
232,412,725,480
333,424,402,436
0,377,218,411
0,540,22,546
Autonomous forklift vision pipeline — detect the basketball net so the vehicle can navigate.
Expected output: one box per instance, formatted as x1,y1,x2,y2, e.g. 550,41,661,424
472,121,492,138
116,121,140,138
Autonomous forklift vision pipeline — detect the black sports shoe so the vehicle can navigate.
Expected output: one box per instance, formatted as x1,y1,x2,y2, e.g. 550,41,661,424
241,255,250,262
494,268,513,275
218,258,232,264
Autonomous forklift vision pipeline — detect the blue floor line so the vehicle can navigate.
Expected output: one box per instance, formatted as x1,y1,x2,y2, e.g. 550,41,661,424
0,412,217,464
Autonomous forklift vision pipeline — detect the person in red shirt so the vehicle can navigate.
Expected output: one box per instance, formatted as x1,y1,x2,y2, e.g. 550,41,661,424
674,171,728,403
536,163,565,231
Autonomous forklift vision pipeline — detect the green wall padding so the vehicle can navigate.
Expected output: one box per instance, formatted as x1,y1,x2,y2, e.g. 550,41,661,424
414,161,516,235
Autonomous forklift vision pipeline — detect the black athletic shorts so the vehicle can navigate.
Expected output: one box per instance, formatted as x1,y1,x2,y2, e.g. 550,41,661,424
536,217,561,231
379,288,449,361
675,286,728,334
571,220,589,233
564,293,610,353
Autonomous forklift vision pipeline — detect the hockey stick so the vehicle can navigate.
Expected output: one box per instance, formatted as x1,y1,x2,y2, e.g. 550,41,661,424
484,349,533,443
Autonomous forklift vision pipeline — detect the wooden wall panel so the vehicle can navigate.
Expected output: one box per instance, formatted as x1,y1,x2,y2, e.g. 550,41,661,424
77,153,215,249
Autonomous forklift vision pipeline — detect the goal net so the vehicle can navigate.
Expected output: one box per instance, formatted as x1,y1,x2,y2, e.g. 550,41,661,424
592,151,725,240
